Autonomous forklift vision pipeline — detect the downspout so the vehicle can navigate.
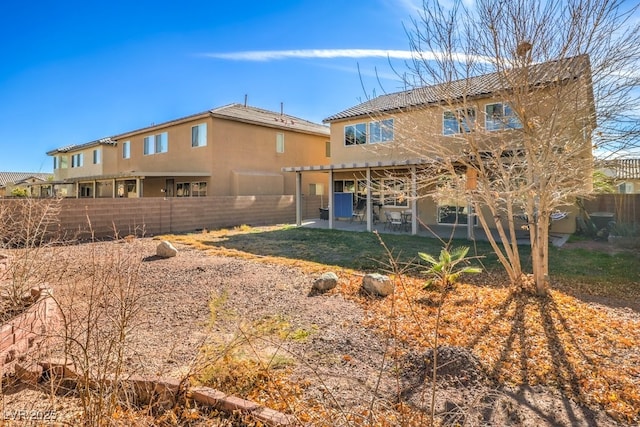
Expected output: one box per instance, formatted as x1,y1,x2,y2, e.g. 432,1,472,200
295,171,302,226
328,169,334,230
366,167,372,232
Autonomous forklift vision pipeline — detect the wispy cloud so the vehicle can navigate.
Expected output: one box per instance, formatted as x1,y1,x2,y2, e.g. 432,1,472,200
199,49,416,61
199,48,493,64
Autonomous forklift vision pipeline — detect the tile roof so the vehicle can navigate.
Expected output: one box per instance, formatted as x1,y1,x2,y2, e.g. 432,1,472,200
47,137,116,155
107,104,328,142
0,172,53,188
324,55,591,122
210,103,329,136
609,158,640,180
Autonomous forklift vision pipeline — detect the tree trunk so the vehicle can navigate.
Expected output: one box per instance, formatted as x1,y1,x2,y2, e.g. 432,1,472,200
530,215,550,296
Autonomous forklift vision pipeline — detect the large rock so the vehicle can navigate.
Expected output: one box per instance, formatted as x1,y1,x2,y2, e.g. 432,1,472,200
156,241,178,258
362,273,393,297
312,272,338,293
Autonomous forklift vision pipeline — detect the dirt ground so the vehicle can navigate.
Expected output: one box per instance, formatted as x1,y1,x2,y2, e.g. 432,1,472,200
1,238,634,426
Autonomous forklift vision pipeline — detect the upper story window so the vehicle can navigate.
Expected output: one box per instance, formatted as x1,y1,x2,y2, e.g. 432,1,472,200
144,132,168,155
192,123,207,147
369,119,394,143
276,133,285,153
345,123,367,146
122,141,131,159
325,141,331,157
485,103,523,131
443,108,476,135
93,149,101,165
71,153,83,168
59,156,68,169
53,156,64,170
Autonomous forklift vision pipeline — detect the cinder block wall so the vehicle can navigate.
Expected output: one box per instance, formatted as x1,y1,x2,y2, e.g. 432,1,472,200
53,195,324,239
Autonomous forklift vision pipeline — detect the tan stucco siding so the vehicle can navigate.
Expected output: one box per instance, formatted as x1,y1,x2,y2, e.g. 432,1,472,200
116,117,214,174
211,118,328,196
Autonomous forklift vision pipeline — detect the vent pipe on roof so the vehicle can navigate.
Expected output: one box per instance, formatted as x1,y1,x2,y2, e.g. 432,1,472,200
280,102,283,116
244,94,248,107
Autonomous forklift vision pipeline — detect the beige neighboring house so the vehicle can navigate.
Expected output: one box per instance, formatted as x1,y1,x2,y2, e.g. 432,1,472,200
285,55,594,237
0,172,53,197
601,158,640,194
44,104,330,198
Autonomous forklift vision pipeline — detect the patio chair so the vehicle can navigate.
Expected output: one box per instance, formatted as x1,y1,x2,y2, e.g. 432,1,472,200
384,211,403,231
351,198,367,223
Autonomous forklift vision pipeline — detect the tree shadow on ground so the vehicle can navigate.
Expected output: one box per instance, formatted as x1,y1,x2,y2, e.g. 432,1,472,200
463,290,616,426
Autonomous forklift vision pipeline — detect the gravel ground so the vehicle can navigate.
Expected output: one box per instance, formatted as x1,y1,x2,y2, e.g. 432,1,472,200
1,238,629,426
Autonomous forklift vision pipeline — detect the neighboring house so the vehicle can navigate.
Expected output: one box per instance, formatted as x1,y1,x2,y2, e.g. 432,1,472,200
0,172,53,197
601,158,640,194
284,55,594,236
43,104,330,198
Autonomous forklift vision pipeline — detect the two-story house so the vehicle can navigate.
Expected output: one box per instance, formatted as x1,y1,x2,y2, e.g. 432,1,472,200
285,55,594,237
44,104,330,199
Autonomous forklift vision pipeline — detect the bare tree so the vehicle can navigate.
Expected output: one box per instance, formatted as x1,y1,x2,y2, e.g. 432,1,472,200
391,0,640,294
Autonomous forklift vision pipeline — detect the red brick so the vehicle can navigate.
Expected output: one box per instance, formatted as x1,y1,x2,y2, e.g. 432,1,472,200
218,395,260,412
252,406,297,426
189,387,226,406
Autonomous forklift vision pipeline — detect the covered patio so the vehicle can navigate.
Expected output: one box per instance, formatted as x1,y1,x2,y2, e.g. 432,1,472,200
299,215,518,240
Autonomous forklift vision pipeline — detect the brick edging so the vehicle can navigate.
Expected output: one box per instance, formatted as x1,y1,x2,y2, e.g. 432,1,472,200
0,286,61,373
31,359,298,426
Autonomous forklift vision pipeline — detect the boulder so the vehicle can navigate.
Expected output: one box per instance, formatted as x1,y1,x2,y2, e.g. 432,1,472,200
312,272,338,293
156,241,178,258
362,273,393,297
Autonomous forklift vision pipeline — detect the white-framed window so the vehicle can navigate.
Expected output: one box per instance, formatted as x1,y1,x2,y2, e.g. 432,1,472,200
175,181,207,197
381,178,408,207
144,132,168,155
59,156,68,169
71,153,83,168
155,132,168,153
435,174,477,225
53,157,59,169
93,149,101,165
485,103,523,131
618,182,633,194
344,123,367,145
333,180,355,193
191,123,207,147
122,141,131,159
191,182,207,197
369,119,394,143
143,136,152,155
176,182,190,197
276,133,285,153
443,108,476,135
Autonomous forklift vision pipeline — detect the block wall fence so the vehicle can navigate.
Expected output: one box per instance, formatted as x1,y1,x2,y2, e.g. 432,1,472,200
1,195,324,240
55,195,324,239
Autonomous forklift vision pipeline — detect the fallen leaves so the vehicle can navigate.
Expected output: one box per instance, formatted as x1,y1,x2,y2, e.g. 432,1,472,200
342,272,640,423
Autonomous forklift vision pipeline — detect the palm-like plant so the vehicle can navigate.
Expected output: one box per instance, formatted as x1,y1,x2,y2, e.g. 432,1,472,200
419,246,482,288
419,246,482,424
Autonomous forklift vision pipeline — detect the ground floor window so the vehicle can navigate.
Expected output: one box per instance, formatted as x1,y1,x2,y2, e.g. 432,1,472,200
176,182,190,197
191,182,207,197
79,183,93,198
117,180,137,198
435,174,476,225
333,180,355,193
336,177,409,208
175,181,207,197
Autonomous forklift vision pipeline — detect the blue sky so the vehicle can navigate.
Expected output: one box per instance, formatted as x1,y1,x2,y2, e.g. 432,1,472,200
0,0,424,172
